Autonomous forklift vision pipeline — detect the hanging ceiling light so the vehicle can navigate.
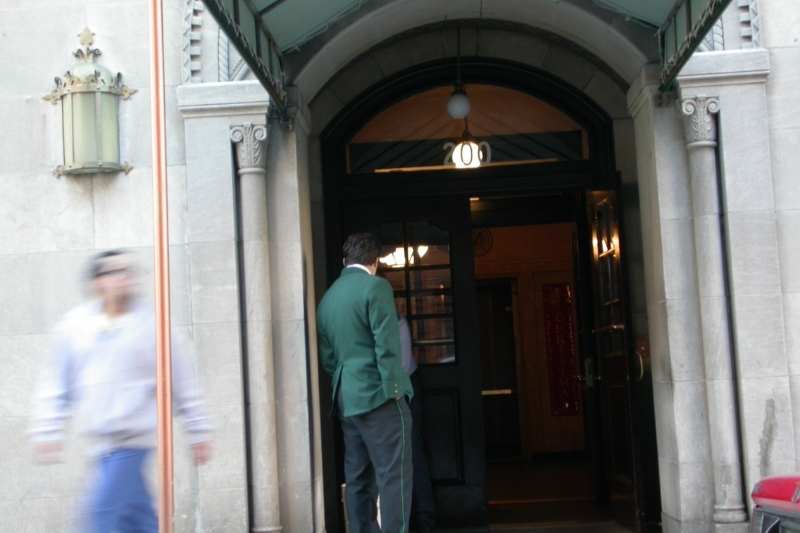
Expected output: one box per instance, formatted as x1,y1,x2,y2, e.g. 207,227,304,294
447,25,470,120
447,89,470,120
447,26,490,169
452,120,484,169
447,88,470,120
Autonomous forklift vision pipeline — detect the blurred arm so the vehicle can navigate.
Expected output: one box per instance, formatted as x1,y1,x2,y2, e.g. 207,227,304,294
30,335,74,460
171,339,212,460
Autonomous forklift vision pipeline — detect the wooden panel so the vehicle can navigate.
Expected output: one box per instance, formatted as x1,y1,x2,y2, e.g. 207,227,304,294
542,283,581,416
474,224,584,455
423,388,464,482
352,84,585,143
531,271,586,453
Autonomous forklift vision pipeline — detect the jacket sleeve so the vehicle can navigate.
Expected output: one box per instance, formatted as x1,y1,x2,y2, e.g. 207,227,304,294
171,337,212,445
30,333,74,444
367,279,404,400
317,319,336,376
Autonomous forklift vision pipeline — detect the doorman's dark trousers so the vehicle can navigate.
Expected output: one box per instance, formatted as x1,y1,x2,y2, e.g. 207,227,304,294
339,396,413,533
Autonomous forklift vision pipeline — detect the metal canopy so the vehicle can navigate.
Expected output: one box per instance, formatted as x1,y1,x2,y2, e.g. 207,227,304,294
588,0,734,86
202,0,732,111
202,0,366,113
656,0,733,87
255,0,366,52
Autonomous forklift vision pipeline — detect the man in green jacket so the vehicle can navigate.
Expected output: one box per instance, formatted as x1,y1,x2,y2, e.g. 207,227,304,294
317,232,414,533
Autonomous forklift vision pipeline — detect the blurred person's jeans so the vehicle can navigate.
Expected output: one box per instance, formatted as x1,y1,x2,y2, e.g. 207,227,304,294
83,447,157,533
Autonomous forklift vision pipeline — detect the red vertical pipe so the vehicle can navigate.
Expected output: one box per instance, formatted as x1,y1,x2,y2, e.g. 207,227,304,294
147,0,174,531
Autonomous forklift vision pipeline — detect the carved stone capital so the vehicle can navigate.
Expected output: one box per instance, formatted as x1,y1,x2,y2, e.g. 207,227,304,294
681,96,720,146
230,123,267,171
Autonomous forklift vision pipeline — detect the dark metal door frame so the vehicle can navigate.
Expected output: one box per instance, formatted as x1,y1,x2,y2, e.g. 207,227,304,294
318,57,659,532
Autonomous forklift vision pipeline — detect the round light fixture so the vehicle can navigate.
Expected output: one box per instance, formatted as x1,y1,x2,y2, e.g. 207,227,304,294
447,89,471,119
452,140,482,169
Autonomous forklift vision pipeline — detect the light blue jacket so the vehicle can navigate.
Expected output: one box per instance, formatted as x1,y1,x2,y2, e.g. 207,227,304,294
30,301,211,456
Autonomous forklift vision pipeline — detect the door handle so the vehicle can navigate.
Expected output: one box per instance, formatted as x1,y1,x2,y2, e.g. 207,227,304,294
481,388,513,397
583,358,594,388
633,338,649,382
592,323,625,334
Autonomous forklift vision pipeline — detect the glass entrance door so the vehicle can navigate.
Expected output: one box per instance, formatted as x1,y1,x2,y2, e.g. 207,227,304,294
585,190,659,531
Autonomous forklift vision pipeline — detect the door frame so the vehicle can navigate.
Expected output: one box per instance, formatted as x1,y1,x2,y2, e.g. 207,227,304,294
317,57,659,531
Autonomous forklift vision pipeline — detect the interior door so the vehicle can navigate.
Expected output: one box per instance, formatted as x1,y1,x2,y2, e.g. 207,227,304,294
342,196,487,528
586,190,659,531
477,278,521,462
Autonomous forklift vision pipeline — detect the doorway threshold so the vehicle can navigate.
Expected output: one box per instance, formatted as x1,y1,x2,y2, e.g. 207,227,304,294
435,523,633,533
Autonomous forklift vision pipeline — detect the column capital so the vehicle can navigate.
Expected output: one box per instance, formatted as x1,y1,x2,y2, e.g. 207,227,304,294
681,96,720,147
230,123,268,171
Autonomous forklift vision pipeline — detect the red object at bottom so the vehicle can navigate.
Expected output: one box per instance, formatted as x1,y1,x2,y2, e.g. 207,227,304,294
752,476,800,517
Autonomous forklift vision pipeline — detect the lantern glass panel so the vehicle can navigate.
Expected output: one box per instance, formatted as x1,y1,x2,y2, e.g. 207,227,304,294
72,92,98,165
62,94,75,167
98,92,120,164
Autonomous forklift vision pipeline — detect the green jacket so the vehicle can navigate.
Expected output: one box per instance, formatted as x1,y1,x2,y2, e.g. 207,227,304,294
317,266,413,417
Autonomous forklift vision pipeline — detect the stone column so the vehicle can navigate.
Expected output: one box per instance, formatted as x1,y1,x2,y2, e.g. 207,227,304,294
231,123,283,533
681,96,748,530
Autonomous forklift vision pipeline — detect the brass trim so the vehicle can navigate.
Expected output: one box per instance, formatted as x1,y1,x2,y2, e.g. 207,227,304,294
481,388,513,397
593,323,625,334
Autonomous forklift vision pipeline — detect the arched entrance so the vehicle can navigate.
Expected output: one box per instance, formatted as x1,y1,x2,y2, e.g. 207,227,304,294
318,57,660,532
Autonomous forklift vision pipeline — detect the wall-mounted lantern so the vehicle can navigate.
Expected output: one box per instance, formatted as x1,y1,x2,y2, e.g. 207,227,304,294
44,28,136,176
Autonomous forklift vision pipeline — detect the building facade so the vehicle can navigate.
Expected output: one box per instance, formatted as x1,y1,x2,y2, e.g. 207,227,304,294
1,1,799,532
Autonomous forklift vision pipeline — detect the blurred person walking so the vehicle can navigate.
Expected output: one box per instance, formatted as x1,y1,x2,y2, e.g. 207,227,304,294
30,249,212,533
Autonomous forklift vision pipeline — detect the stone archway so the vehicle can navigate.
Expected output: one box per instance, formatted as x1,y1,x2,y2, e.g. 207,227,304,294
290,0,656,104
305,21,637,136
303,19,658,529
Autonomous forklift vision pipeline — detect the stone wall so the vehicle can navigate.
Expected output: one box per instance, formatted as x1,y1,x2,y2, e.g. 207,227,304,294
629,69,715,533
762,0,800,479
0,0,250,530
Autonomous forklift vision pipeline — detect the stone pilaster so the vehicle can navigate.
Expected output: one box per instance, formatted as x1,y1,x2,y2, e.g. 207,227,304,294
231,122,283,533
629,65,714,533
681,96,748,531
679,49,792,515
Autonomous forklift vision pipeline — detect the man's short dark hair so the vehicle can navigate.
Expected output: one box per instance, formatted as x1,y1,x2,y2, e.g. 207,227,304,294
343,233,381,266
86,249,128,280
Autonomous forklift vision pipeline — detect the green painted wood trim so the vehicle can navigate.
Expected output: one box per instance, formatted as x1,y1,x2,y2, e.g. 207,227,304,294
658,0,734,89
203,0,287,113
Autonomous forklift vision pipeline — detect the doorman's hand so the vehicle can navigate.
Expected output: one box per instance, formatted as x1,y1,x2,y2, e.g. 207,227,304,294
192,441,212,465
